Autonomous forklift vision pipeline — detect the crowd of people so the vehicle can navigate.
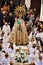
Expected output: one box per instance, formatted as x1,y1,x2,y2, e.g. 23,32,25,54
0,0,43,65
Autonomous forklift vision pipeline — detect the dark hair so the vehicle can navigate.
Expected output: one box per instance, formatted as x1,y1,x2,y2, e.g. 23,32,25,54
0,47,2,51
5,53,9,58
0,39,3,43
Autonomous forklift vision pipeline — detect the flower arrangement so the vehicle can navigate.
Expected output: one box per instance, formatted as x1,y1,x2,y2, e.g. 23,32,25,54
15,47,28,63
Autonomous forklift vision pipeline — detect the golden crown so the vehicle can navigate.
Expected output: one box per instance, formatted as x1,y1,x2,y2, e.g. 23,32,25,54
14,5,26,17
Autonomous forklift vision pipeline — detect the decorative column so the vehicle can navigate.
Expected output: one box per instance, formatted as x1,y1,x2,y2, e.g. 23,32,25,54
25,0,31,9
40,0,43,21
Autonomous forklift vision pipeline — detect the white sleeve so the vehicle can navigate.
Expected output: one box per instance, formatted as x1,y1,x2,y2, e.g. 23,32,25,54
2,26,5,32
8,25,11,33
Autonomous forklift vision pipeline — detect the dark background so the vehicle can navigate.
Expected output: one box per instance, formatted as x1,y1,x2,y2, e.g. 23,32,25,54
0,0,41,13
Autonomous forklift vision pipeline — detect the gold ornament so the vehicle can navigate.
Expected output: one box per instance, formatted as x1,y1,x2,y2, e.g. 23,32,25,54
14,5,26,17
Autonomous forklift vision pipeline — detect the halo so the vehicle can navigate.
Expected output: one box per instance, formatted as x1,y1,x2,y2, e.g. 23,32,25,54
14,5,26,17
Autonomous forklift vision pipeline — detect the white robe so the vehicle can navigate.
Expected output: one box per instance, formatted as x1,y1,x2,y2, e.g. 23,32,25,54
28,53,37,64
7,47,15,63
2,34,10,52
40,32,43,41
2,57,10,65
0,51,5,64
2,25,10,35
29,47,36,54
36,60,43,65
36,32,40,38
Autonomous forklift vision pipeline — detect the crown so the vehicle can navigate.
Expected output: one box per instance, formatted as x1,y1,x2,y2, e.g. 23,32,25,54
14,4,26,17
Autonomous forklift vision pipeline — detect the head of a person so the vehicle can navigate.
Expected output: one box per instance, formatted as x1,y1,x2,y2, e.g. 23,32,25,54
5,22,8,26
10,62,13,65
3,19,5,24
4,2,7,6
31,37,34,42
40,28,42,32
32,44,36,48
31,62,35,65
39,55,42,61
29,8,33,13
37,44,40,50
10,0,13,4
9,43,13,50
1,31,4,37
25,22,29,28
31,14,34,18
34,8,36,11
5,53,9,58
9,12,13,16
0,40,2,51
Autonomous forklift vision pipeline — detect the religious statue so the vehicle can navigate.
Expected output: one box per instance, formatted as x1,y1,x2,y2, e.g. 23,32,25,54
9,5,28,45
9,18,28,45
14,4,26,18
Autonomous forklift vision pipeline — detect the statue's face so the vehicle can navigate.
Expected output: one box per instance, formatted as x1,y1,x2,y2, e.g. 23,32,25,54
15,18,17,21
19,15,22,19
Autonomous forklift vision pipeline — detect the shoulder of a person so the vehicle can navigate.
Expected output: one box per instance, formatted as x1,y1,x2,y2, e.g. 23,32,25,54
7,25,10,27
2,57,5,61
3,25,5,27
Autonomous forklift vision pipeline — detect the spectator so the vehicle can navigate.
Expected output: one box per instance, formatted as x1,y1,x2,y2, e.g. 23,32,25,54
9,0,15,12
0,7,3,29
36,55,43,65
5,12,15,30
2,22,10,35
2,53,10,65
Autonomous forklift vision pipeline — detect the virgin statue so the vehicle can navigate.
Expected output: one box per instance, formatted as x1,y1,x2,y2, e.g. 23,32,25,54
9,5,28,45
9,17,28,45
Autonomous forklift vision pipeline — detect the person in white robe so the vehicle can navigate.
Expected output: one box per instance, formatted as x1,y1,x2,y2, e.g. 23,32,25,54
36,55,43,65
0,40,5,65
36,32,40,38
40,32,43,42
1,33,10,52
2,53,10,65
7,44,16,63
28,37,36,49
28,51,37,64
29,43,36,54
0,51,5,65
2,22,11,35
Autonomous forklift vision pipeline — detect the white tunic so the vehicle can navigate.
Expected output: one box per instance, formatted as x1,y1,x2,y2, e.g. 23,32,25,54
40,32,43,41
36,60,43,65
2,25,10,35
7,47,15,63
28,53,37,64
29,47,36,54
36,32,40,38
0,51,5,64
2,57,10,65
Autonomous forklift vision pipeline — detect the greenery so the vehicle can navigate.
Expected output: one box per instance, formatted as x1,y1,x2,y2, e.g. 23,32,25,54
15,48,28,63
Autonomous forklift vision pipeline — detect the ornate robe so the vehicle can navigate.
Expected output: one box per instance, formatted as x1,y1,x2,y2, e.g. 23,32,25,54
9,19,28,45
